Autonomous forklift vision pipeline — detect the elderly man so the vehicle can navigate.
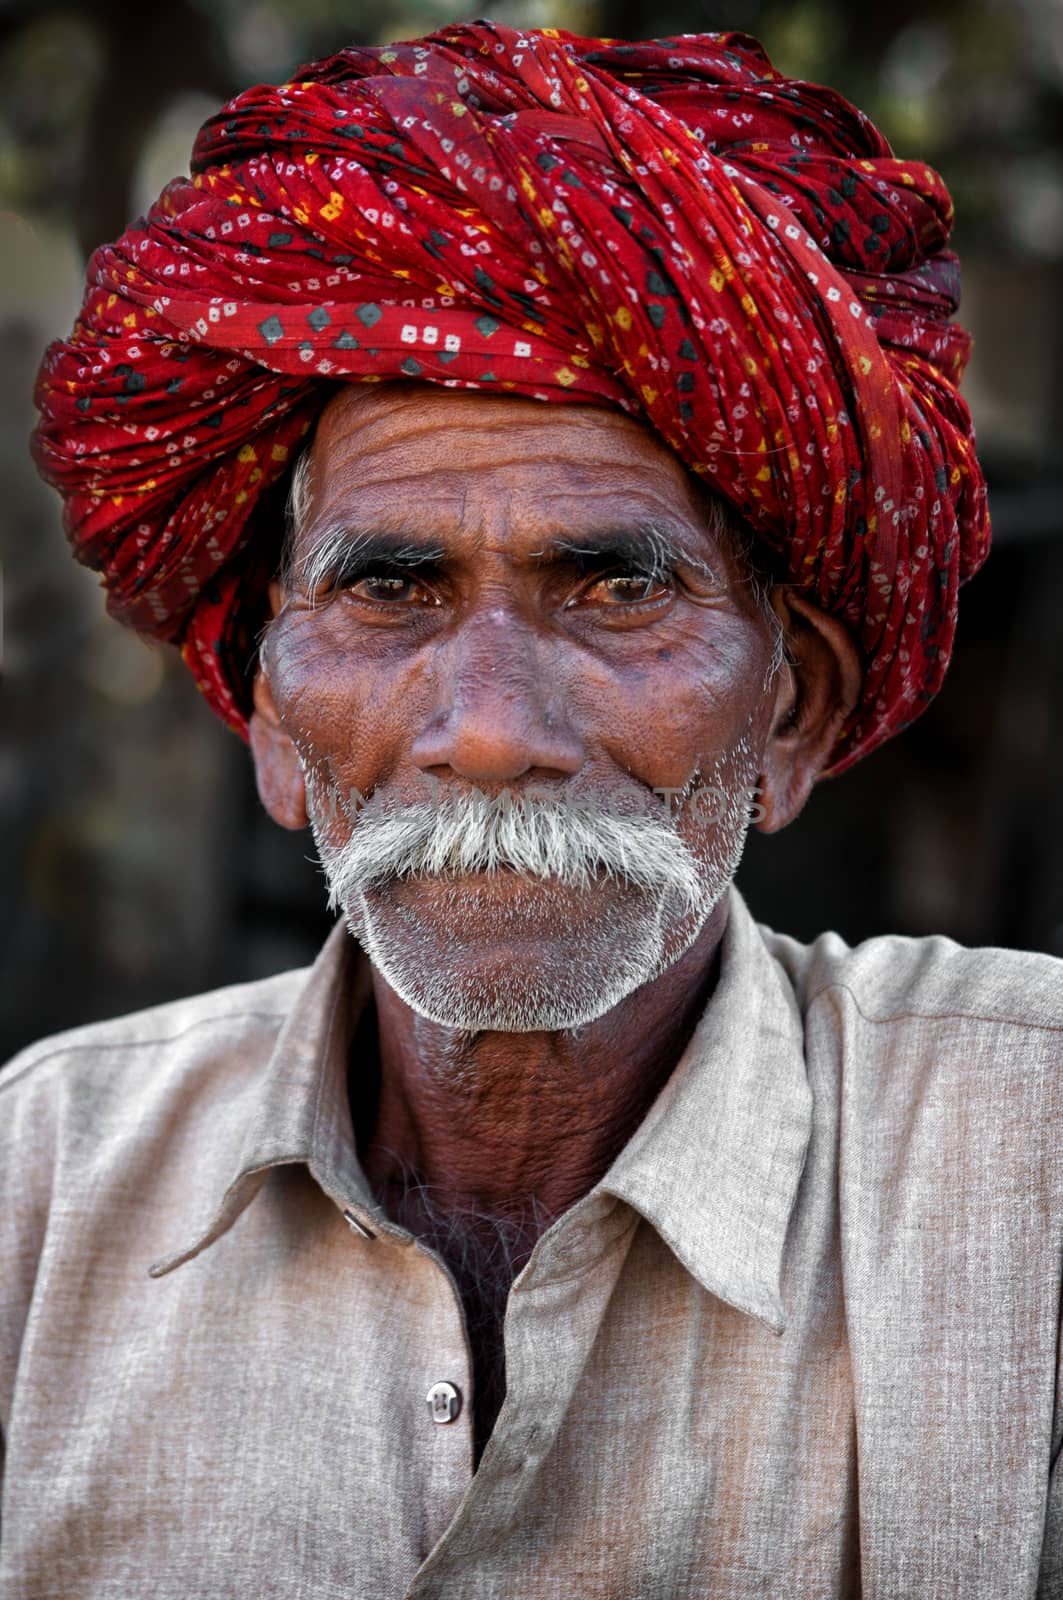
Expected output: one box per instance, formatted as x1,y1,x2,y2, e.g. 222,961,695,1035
4,22,1062,1600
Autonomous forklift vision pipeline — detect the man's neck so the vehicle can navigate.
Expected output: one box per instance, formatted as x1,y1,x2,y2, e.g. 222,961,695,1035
355,897,729,1226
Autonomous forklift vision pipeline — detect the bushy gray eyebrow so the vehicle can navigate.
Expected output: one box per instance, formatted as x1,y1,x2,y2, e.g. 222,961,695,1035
535,525,719,585
291,519,720,603
293,527,448,602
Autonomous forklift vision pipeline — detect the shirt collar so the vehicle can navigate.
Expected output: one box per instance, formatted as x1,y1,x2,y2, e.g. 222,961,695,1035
599,888,812,1335
150,889,812,1335
149,917,377,1278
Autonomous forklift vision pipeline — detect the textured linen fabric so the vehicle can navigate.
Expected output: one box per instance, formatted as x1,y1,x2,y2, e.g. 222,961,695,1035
31,25,989,773
1,887,1062,1599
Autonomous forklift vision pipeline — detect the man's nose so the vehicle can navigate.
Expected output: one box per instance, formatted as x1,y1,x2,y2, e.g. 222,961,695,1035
409,608,585,784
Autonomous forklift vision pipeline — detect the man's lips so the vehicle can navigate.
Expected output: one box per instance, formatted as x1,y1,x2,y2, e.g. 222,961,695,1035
364,867,627,946
369,864,617,904
389,865,586,889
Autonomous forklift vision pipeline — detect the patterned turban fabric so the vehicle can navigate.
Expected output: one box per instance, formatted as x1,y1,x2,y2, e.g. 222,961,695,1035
32,23,989,774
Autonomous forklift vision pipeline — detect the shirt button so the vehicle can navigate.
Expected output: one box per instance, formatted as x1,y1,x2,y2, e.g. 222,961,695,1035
425,1381,462,1424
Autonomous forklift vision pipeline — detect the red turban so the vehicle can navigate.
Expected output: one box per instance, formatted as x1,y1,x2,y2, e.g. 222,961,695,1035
32,24,989,774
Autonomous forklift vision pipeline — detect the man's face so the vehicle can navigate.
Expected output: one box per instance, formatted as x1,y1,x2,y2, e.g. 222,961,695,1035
259,384,783,1032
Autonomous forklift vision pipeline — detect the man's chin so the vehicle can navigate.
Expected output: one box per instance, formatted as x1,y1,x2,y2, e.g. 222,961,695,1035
356,964,636,1033
339,872,709,1033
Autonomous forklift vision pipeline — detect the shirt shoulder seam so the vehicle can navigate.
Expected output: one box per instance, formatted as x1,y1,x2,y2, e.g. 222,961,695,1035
804,981,1063,1035
0,1010,292,1097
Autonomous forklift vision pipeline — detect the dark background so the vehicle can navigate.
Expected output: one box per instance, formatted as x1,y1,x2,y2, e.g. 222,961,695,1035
2,0,1061,1059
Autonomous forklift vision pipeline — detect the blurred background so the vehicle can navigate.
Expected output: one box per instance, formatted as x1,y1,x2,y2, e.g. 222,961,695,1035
2,0,1061,1058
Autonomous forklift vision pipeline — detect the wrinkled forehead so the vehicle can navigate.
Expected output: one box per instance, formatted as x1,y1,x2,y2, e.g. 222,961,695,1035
295,380,723,549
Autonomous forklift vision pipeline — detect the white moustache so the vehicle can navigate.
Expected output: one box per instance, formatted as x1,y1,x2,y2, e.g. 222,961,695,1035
308,788,707,917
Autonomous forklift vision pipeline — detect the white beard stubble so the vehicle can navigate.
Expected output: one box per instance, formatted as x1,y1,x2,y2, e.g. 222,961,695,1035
304,738,759,1033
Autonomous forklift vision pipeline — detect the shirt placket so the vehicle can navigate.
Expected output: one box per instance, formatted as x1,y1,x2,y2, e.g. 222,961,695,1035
339,1202,477,1561
403,1198,637,1600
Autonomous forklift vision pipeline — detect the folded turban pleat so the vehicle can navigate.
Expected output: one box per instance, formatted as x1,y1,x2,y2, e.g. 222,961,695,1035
32,24,989,772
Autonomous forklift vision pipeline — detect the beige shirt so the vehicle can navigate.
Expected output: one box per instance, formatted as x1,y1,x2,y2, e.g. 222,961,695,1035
2,888,1062,1599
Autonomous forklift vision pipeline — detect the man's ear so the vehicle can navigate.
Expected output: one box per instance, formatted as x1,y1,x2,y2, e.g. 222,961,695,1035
754,587,863,834
248,588,309,830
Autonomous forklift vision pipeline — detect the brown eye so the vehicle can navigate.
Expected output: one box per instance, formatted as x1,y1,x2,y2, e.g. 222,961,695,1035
347,571,434,604
586,571,671,604
358,574,414,600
